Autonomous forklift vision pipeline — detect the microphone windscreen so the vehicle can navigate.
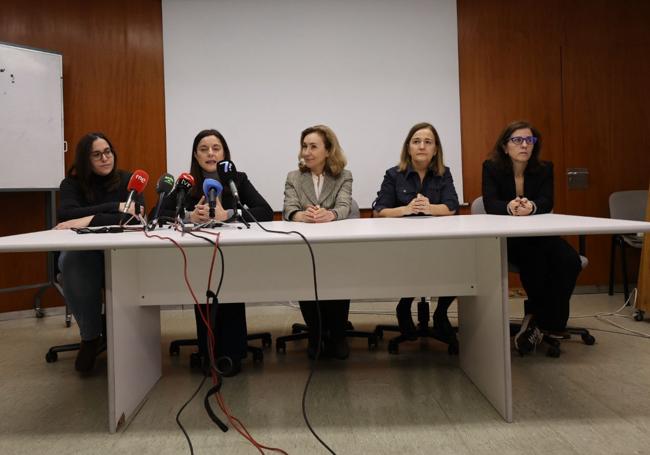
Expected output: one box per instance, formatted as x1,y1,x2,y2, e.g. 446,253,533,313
156,173,175,195
176,172,195,191
127,169,150,193
203,178,223,198
217,160,237,182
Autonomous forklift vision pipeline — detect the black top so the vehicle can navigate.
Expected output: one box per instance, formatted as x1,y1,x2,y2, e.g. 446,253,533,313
372,165,459,213
161,171,273,222
58,170,143,226
481,160,554,215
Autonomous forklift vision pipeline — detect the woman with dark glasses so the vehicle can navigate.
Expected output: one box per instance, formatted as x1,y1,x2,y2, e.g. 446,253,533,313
482,120,582,355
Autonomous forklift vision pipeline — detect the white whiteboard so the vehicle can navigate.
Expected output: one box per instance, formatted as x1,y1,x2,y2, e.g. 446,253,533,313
162,0,463,210
0,42,64,190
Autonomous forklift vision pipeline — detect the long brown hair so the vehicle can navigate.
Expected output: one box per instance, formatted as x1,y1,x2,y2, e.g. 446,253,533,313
297,125,347,177
68,132,120,201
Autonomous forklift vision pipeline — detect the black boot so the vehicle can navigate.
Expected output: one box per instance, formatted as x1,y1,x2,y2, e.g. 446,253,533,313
75,336,102,374
396,298,417,340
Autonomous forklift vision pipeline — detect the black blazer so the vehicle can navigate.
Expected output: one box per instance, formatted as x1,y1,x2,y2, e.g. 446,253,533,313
481,160,554,215
160,171,273,222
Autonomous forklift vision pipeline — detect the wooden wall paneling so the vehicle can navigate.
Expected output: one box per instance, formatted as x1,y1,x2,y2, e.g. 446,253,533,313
561,0,650,285
0,0,166,313
457,0,565,211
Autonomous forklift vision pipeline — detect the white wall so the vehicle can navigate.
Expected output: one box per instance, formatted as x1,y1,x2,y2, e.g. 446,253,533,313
162,0,462,210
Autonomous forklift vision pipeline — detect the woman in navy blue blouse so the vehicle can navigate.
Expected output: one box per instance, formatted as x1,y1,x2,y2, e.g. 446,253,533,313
373,122,459,343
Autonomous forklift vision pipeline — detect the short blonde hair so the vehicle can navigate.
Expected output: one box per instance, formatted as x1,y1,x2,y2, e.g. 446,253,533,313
298,125,347,177
398,122,445,176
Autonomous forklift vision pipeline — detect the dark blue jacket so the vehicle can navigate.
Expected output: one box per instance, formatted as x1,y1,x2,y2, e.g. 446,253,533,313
372,165,459,213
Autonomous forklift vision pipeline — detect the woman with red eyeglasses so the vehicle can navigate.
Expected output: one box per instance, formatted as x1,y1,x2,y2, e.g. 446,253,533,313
482,120,582,356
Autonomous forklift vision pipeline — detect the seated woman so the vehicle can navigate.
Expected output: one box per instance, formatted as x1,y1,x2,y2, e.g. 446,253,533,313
55,132,143,374
283,124,353,360
482,120,582,354
372,122,459,344
162,128,273,374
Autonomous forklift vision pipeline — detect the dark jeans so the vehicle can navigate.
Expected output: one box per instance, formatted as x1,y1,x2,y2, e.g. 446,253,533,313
507,236,582,332
58,250,105,341
299,300,350,341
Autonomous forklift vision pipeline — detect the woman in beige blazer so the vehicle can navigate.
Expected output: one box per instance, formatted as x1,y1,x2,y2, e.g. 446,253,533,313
283,124,353,360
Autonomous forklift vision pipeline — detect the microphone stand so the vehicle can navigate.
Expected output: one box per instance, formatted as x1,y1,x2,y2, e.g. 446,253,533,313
231,193,250,229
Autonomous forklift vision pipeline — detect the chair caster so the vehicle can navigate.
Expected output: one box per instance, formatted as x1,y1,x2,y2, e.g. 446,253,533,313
448,342,459,355
35,308,45,318
374,328,384,340
261,334,272,348
581,333,596,345
169,344,181,356
251,349,263,362
367,335,378,350
276,340,287,354
388,340,399,355
634,310,645,321
291,324,303,334
189,352,202,369
65,319,71,328
45,351,58,363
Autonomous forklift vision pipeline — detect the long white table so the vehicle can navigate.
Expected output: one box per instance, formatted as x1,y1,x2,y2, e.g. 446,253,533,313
1,214,649,432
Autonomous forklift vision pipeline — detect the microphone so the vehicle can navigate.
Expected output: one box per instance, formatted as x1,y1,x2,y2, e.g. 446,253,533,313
174,172,195,219
123,169,149,214
216,160,240,205
202,178,223,219
149,173,175,227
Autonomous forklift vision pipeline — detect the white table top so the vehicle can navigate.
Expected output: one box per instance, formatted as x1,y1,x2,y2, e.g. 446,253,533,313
0,214,648,253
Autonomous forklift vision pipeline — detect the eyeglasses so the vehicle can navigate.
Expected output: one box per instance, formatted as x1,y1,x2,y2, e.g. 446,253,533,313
90,149,114,161
508,136,537,145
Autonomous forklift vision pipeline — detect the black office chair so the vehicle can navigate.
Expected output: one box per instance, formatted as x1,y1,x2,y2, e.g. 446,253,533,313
470,196,595,357
608,190,647,310
374,297,459,355
169,303,272,376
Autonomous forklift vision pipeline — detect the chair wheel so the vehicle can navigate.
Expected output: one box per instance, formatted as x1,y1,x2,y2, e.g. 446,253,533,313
276,341,286,354
581,334,596,345
291,324,303,334
448,343,459,355
65,320,71,328
189,352,202,368
169,345,180,356
374,328,384,340
634,310,645,322
35,308,45,318
252,350,263,362
261,335,272,348
546,345,561,358
45,351,58,363
388,341,399,355
368,335,378,350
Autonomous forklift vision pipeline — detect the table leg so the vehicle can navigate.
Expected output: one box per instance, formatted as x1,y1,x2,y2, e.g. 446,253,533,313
105,249,162,432
458,237,512,422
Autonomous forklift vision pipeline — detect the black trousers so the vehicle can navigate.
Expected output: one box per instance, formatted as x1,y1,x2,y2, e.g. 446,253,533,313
299,300,350,341
396,296,455,317
507,236,582,332
195,302,248,362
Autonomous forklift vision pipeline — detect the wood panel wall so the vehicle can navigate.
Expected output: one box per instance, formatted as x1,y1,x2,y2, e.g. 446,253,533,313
0,0,166,312
458,0,650,286
1,1,649,313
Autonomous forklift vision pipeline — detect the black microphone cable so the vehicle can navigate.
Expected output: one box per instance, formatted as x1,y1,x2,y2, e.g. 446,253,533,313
237,207,336,455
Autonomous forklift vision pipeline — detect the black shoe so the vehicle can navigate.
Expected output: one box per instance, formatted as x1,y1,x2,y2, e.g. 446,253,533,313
396,307,417,340
514,315,544,355
75,337,102,374
432,312,457,345
325,337,349,360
